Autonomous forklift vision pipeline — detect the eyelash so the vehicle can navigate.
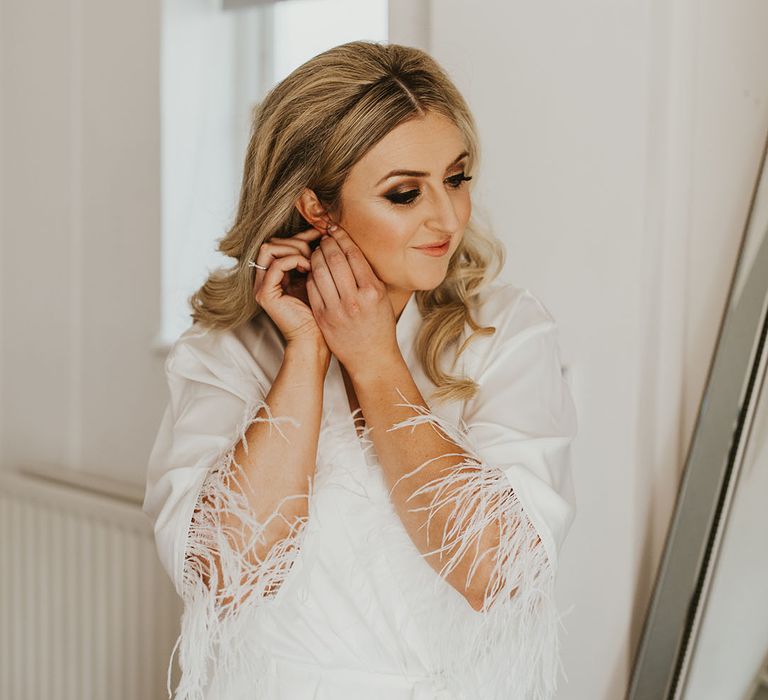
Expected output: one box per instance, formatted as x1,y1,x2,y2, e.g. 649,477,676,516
384,172,473,207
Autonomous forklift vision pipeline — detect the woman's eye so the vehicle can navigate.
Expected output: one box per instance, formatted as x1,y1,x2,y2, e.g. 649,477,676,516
385,189,420,205
446,172,473,188
384,172,473,206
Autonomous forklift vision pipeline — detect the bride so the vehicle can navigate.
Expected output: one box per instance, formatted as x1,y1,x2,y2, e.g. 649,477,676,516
143,39,578,700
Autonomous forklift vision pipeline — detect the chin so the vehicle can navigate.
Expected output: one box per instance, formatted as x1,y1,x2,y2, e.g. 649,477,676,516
414,275,448,292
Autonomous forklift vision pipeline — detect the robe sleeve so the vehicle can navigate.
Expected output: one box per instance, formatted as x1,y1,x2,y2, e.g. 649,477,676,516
142,334,310,699
383,288,578,700
461,311,578,577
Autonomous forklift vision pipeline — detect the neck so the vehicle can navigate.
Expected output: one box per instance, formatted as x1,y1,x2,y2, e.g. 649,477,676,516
389,288,414,323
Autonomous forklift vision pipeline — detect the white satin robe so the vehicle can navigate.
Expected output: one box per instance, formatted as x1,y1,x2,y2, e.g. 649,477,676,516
142,281,578,700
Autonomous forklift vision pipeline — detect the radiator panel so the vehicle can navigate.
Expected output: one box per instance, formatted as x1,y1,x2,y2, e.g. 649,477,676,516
0,470,182,700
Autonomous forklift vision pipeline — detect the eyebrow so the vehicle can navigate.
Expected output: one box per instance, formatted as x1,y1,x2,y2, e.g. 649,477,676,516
375,150,470,187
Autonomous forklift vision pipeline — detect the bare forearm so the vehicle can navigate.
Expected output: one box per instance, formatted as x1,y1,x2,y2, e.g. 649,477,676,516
192,341,328,598
226,342,326,544
349,353,499,610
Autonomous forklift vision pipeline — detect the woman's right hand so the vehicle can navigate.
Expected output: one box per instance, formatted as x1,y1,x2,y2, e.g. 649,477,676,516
251,226,329,351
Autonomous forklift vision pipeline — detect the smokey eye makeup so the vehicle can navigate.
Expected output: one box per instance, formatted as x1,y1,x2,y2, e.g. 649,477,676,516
383,171,473,207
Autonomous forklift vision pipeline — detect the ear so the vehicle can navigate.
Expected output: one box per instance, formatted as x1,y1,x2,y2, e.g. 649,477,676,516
295,188,333,231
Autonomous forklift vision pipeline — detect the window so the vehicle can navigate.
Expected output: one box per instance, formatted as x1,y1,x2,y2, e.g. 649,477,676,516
159,0,388,348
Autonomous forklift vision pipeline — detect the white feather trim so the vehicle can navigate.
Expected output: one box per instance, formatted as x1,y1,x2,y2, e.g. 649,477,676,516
352,387,570,700
162,385,570,699
166,397,310,700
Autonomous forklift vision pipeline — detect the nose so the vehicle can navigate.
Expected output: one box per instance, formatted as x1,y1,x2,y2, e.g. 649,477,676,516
424,182,462,233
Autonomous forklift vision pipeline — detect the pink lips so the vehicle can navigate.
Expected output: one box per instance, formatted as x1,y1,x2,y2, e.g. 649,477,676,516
414,238,451,257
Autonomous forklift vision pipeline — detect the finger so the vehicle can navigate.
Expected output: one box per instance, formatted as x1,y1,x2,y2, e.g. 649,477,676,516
289,226,326,258
270,228,322,258
250,241,310,293
267,237,312,259
291,226,326,241
305,271,324,314
318,234,359,299
251,227,321,278
254,254,311,302
309,243,342,307
325,225,377,288
262,242,312,260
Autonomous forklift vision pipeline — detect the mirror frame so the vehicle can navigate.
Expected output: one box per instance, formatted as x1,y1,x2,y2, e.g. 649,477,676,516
627,126,768,700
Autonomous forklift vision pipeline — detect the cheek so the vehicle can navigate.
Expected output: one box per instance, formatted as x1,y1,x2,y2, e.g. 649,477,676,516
457,190,472,223
350,205,416,254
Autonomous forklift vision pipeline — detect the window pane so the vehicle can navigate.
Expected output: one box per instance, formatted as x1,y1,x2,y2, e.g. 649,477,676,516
272,0,388,85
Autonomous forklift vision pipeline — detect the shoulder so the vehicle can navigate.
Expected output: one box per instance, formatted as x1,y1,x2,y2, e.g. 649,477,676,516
464,281,560,366
165,313,284,396
469,280,556,327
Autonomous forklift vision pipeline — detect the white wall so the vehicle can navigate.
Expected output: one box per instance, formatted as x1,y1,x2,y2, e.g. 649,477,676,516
1,0,164,485
1,0,767,698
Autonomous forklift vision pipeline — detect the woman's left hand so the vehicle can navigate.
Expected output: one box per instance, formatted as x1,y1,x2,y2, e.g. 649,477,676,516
305,224,400,377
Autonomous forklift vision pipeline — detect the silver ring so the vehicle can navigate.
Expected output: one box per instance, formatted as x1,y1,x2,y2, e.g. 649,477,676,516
247,261,268,270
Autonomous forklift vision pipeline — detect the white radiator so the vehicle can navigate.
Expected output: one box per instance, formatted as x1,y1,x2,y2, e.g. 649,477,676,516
0,467,182,700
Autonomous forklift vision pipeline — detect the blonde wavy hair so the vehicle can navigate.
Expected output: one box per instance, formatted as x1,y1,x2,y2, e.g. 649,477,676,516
188,40,507,404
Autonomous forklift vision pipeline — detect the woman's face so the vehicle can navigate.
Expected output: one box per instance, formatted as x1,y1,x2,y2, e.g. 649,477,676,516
332,111,472,297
